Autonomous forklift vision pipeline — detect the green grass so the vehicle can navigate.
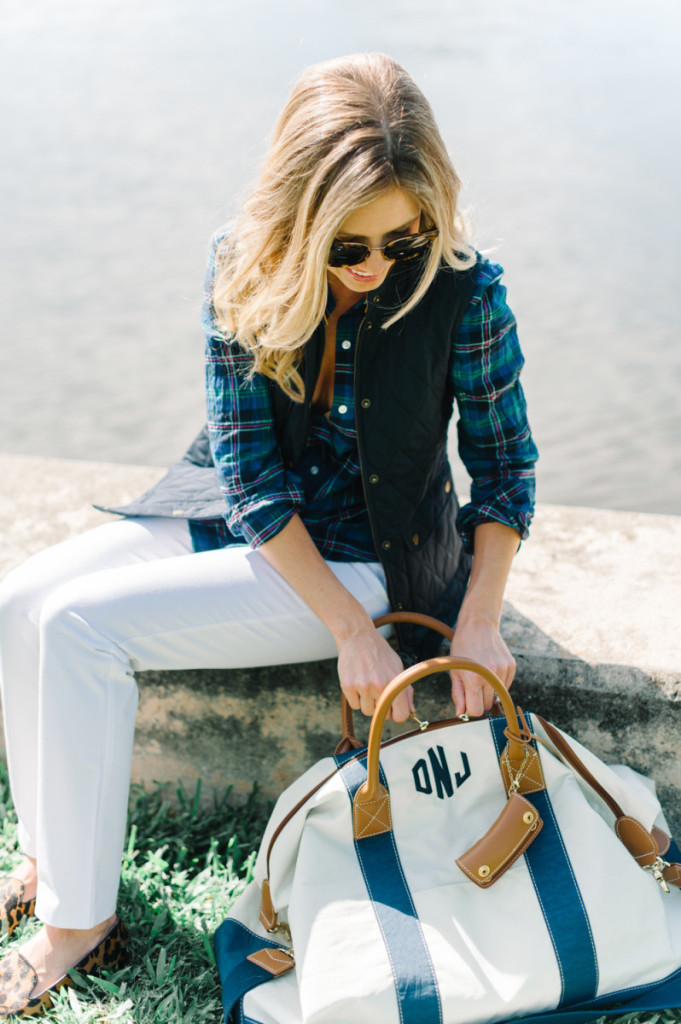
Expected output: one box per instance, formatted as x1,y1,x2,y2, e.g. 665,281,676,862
0,764,271,1023
1,762,680,1024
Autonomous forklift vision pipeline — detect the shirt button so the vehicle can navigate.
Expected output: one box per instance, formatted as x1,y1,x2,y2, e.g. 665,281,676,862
338,404,348,414
341,340,351,350
172,509,184,516
310,465,319,476
369,474,379,484
361,398,371,409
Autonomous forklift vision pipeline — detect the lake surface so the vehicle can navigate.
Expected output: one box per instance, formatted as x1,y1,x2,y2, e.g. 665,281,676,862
1,0,680,516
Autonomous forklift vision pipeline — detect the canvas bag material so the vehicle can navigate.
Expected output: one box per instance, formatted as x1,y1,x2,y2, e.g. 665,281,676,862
214,618,681,1024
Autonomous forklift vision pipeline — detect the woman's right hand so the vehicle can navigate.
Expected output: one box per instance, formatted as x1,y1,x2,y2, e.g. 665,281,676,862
259,516,411,720
336,628,413,722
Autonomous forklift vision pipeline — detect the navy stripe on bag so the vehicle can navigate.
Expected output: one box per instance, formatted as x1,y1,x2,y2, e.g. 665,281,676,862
336,750,443,1024
490,715,599,1007
214,918,290,1023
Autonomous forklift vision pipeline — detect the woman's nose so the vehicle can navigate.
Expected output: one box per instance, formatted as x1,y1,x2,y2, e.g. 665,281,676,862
362,248,389,273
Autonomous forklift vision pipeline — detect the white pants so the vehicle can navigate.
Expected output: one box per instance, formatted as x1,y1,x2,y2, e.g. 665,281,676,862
0,517,390,928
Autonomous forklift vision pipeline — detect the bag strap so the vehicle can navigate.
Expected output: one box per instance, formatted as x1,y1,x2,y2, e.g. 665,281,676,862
534,714,624,817
534,713,681,890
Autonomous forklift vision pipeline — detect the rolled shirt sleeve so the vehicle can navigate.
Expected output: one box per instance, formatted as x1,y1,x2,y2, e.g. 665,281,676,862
202,232,305,547
453,260,538,553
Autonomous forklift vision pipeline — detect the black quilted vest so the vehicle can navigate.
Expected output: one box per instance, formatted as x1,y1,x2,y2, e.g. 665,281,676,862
107,256,480,661
271,256,480,660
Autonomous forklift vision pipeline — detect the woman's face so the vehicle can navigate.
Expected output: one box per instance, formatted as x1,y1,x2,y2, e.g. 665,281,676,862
327,186,421,296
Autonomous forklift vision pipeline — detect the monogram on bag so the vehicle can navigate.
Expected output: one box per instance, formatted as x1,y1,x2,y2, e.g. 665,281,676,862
214,613,681,1024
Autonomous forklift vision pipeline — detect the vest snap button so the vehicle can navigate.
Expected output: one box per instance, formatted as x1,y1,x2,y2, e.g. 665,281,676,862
361,398,371,409
369,474,379,484
372,295,380,304
396,602,404,610
444,480,452,493
381,540,391,550
412,533,419,546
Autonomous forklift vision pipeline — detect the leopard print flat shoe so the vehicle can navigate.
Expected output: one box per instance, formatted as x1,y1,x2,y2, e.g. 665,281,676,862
0,880,35,939
0,917,127,1018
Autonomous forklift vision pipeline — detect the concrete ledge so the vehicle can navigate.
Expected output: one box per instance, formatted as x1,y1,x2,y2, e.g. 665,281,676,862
1,454,680,830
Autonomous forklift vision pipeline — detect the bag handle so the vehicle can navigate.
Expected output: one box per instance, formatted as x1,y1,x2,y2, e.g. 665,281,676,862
338,611,455,751
532,713,681,891
352,654,532,841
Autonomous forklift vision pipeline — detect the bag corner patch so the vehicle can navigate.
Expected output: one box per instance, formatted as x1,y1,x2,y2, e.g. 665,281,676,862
246,947,295,978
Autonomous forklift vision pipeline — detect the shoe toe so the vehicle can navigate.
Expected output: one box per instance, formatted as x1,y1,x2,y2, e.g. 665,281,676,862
0,950,38,1016
0,917,128,1018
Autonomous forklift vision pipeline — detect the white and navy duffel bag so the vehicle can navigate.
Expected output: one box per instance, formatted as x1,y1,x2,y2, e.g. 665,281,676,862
214,615,681,1024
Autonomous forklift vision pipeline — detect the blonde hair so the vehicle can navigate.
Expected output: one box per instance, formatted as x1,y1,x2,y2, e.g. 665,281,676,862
213,52,474,401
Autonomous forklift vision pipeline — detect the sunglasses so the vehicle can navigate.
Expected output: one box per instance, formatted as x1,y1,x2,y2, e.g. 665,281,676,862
328,228,439,268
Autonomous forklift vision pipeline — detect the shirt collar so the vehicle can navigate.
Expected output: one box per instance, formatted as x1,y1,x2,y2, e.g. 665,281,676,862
324,285,367,319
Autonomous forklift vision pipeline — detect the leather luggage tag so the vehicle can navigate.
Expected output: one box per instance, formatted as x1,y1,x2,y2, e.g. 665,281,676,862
457,792,543,888
246,947,295,977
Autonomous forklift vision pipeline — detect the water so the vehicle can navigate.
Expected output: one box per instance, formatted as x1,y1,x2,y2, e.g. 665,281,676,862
1,0,680,516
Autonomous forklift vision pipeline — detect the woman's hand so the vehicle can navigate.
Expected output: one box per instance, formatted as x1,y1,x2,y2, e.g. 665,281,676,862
336,628,413,722
259,515,412,721
447,521,521,717
449,616,515,717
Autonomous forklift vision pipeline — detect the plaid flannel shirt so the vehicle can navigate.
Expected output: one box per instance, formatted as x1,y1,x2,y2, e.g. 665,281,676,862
192,242,537,558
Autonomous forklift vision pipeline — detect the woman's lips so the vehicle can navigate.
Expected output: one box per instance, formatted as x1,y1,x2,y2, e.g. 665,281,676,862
346,266,381,283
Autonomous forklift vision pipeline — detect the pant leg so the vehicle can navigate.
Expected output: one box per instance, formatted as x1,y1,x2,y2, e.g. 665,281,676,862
0,517,193,860
32,540,389,927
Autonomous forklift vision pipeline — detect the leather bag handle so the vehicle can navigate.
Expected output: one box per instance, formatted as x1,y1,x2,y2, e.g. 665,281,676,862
352,655,533,841
359,655,525,802
373,610,455,640
338,611,455,749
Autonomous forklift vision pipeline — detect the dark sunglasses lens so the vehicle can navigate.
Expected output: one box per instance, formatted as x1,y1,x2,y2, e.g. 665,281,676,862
328,242,370,267
384,233,436,261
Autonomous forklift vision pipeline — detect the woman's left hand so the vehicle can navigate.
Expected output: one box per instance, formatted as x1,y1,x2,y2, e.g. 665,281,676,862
448,616,515,718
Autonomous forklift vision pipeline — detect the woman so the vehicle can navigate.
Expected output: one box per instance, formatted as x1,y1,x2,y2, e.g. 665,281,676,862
0,53,536,1016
